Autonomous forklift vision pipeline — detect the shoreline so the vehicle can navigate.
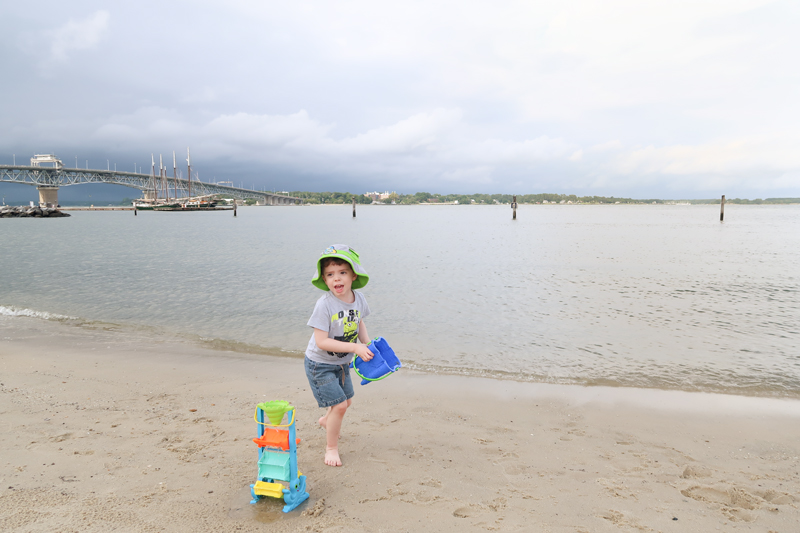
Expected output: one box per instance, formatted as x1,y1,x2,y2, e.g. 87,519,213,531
4,304,800,401
2,306,799,401
2,316,799,531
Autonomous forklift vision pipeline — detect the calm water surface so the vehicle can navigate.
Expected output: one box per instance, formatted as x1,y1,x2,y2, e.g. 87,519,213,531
2,204,798,397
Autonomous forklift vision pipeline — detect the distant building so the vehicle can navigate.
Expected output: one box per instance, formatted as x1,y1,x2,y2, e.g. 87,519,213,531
364,191,395,201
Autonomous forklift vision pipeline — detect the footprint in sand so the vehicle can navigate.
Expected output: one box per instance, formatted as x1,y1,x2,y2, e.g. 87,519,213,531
681,485,759,510
599,509,649,530
401,491,441,505
500,462,526,476
681,484,763,521
453,505,482,518
756,490,795,505
723,507,756,522
680,464,713,478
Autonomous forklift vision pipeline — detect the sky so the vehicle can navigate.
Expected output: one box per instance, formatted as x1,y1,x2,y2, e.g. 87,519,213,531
2,0,799,199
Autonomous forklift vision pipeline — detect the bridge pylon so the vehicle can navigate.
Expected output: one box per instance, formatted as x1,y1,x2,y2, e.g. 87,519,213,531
38,187,59,207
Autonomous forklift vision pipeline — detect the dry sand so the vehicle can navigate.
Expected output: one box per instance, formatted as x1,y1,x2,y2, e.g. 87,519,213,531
2,317,800,532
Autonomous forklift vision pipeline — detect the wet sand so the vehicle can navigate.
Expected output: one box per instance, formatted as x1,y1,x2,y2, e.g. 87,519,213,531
2,317,799,532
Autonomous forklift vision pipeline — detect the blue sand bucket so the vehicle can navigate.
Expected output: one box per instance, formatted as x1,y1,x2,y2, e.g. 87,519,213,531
351,337,402,385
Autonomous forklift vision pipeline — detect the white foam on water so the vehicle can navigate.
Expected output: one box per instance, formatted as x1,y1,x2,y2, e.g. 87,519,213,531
0,305,77,321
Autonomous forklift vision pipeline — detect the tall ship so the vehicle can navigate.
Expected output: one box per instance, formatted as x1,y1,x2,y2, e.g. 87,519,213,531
133,150,233,212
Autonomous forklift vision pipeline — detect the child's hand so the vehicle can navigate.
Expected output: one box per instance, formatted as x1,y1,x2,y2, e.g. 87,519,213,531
354,343,374,362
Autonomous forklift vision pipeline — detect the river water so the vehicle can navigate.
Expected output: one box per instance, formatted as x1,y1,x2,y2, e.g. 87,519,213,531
2,204,798,397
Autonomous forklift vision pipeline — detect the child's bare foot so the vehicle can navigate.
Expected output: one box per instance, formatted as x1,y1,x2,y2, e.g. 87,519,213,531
324,447,342,467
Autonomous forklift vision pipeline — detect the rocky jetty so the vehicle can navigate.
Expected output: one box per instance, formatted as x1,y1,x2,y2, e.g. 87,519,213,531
0,206,71,218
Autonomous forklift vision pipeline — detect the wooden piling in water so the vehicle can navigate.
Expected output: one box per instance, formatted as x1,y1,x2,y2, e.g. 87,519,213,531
353,197,356,218
512,195,517,220
720,195,725,222
234,200,237,217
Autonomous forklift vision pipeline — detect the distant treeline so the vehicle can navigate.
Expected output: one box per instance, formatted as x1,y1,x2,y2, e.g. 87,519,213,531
682,198,800,205
288,191,800,205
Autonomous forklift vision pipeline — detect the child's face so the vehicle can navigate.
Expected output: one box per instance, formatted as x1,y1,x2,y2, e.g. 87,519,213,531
322,261,358,298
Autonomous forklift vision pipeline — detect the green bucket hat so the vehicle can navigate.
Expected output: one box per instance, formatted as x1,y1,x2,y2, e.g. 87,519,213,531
312,244,369,291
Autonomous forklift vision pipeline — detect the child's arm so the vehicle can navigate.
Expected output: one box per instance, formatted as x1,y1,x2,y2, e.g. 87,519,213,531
357,320,370,346
313,328,374,361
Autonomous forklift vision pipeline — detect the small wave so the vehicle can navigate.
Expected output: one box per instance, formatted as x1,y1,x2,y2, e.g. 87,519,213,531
402,361,800,400
0,305,78,321
197,336,303,358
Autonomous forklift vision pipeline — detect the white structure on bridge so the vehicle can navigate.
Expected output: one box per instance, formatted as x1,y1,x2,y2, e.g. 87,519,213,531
30,154,64,169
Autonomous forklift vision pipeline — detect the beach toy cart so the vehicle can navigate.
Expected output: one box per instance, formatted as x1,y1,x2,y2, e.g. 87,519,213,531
249,400,309,512
351,336,402,385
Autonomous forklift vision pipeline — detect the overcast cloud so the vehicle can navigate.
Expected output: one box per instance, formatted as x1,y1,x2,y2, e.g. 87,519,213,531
2,0,799,198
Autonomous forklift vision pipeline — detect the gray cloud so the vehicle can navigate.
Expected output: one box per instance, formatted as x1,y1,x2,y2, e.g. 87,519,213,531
49,10,110,62
2,0,799,198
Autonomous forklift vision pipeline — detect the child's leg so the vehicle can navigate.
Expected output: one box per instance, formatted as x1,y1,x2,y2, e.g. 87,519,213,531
318,398,351,433
304,358,355,466
323,399,351,466
318,407,331,429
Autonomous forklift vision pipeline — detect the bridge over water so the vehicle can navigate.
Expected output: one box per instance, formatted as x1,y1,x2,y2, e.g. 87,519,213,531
0,164,303,206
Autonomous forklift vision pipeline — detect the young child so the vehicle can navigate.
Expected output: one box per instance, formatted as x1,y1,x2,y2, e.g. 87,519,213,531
304,244,374,466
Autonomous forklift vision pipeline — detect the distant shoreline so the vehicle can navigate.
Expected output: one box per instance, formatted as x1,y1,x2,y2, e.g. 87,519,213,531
3,201,798,208
3,192,799,209
288,192,800,206
297,200,800,206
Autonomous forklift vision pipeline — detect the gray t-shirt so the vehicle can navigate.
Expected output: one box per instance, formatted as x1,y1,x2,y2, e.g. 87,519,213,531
305,291,371,365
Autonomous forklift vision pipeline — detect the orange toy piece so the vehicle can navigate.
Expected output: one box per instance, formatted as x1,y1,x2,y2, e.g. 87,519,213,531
253,427,301,450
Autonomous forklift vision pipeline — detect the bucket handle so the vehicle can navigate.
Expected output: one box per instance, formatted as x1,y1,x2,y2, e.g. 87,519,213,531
352,354,393,382
254,407,295,427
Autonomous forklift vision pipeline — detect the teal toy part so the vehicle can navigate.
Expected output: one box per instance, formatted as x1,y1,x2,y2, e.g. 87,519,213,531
249,403,310,512
257,451,291,481
350,336,402,385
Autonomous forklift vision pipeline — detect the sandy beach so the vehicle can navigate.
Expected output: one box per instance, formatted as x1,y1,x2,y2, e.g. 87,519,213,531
2,317,799,532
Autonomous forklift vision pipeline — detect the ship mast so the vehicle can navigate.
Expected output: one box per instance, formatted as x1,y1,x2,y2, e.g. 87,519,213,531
151,154,157,201
160,154,166,201
187,147,192,198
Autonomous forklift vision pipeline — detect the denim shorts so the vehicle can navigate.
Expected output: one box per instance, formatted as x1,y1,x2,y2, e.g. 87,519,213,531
304,357,355,408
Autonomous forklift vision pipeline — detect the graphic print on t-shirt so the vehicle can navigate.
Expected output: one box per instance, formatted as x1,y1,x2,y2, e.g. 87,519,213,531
329,309,361,358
